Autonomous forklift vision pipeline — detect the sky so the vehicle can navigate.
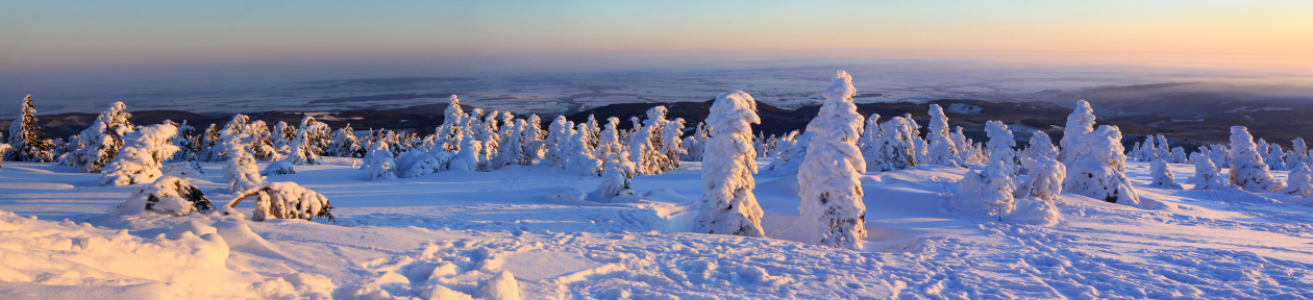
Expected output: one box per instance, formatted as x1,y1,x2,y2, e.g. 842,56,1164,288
3,0,1312,74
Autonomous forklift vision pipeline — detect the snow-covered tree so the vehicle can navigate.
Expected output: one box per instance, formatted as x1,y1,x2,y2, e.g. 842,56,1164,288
246,120,278,161
660,118,687,169
1282,162,1312,196
568,123,602,176
0,143,11,168
1021,131,1059,161
1017,154,1065,201
949,157,1018,217
6,95,55,162
198,124,223,162
868,117,916,172
1188,153,1229,191
450,129,484,172
1149,159,1183,189
628,122,662,175
271,121,295,151
221,131,265,193
1168,147,1188,164
984,121,1019,180
1058,100,1096,162
168,120,198,162
99,124,181,186
366,142,398,180
926,104,961,167
1290,138,1308,170
1228,126,1285,192
681,122,709,161
789,71,867,250
695,91,766,237
546,116,573,168
285,116,327,165
327,124,365,158
1063,125,1139,205
1265,143,1287,171
594,117,625,165
594,149,637,203
764,131,808,173
858,114,881,159
222,181,334,221
445,95,466,126
107,176,213,217
63,102,135,173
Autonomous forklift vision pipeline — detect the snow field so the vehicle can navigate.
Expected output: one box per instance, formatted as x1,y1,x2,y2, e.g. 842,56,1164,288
0,156,1312,298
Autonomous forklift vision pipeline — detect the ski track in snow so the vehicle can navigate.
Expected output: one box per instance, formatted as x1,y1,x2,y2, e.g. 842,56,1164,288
0,158,1312,299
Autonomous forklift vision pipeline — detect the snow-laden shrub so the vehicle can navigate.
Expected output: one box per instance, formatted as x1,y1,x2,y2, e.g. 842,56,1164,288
366,142,399,180
1228,126,1285,192
926,104,961,167
108,176,213,217
1282,162,1312,196
223,181,334,222
695,91,766,237
1058,100,1096,162
262,160,296,176
948,158,1017,217
1006,197,1062,226
1149,159,1183,189
1063,125,1139,206
868,117,916,172
99,124,181,186
1017,156,1065,201
63,102,135,173
1189,153,1230,191
789,71,867,250
396,149,454,178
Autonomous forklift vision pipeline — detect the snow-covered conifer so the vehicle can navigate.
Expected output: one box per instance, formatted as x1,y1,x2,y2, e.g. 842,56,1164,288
6,95,55,162
695,91,766,237
0,143,11,168
445,95,466,126
1058,100,1096,162
221,131,264,193
594,150,637,203
789,71,867,250
63,102,135,173
1155,134,1171,160
568,124,602,176
594,117,625,164
1022,131,1059,161
198,124,223,161
949,157,1018,217
1018,154,1065,201
450,130,484,172
764,131,808,173
1063,125,1139,205
546,116,573,168
868,117,916,172
1150,159,1183,189
99,124,181,186
1189,153,1229,191
1290,138,1308,170
926,104,961,167
366,142,398,180
628,123,662,175
681,122,709,161
1228,126,1285,192
984,121,1019,179
660,118,687,169
1266,144,1287,171
1169,147,1188,164
328,124,365,158
1282,162,1312,196
169,121,198,162
858,114,881,158
271,121,295,151
285,116,327,165
107,176,213,217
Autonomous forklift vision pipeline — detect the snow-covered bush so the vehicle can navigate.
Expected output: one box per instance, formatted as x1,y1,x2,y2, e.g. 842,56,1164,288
868,117,916,172
162,161,206,180
63,102,135,173
108,176,213,217
99,124,181,186
1228,126,1285,192
789,71,867,250
1169,147,1188,164
1283,162,1312,196
262,161,296,176
395,149,454,178
1007,197,1062,226
1063,125,1139,206
1058,100,1096,162
1017,155,1065,201
1149,159,1183,189
366,142,398,180
222,181,334,221
7,95,55,162
1188,153,1230,191
925,104,961,167
695,91,766,237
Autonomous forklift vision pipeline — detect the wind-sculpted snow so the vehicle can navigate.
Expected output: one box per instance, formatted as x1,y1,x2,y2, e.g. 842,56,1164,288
3,157,1313,298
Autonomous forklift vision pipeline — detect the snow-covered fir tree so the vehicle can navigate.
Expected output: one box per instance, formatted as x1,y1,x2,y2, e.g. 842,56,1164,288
168,120,198,162
1018,153,1066,201
244,120,278,161
327,124,365,158
546,116,573,168
63,102,135,173
271,121,295,152
1021,131,1059,162
628,120,663,175
221,130,265,193
680,122,709,161
1265,143,1287,171
594,149,637,203
198,124,223,161
1058,100,1096,162
450,129,484,172
1228,126,1285,192
0,143,11,168
949,156,1018,217
285,115,328,165
764,130,808,173
99,124,181,186
868,117,917,172
1282,162,1312,196
1189,152,1230,191
695,91,766,237
593,117,625,166
984,120,1019,180
1155,134,1171,160
858,114,881,160
568,123,602,176
1063,125,1139,205
789,71,867,250
1169,147,1188,164
1149,159,1183,189
366,141,398,180
6,95,55,162
1290,138,1308,170
926,104,961,167
659,118,687,169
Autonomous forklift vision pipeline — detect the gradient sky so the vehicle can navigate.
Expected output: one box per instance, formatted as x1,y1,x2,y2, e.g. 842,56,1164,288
3,0,1312,72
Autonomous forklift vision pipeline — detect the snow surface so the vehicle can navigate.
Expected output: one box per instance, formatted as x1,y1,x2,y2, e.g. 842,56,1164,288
2,157,1313,298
